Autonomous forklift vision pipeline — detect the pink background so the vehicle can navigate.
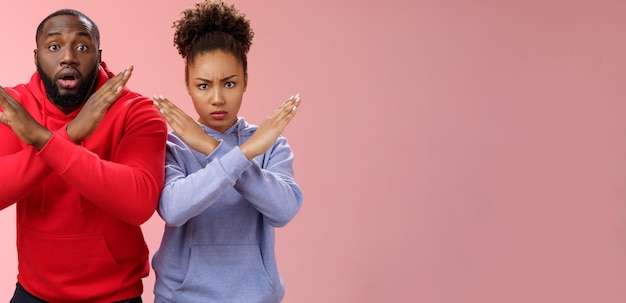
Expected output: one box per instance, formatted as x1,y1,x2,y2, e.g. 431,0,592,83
1,0,626,302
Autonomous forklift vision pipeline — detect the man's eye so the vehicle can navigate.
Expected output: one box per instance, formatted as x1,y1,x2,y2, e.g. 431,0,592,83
225,82,235,88
77,45,88,52
48,45,60,51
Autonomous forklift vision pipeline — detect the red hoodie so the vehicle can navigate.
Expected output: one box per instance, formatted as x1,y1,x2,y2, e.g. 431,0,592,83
0,62,167,302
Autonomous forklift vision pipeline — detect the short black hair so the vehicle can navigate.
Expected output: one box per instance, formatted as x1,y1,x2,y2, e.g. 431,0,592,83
35,9,100,46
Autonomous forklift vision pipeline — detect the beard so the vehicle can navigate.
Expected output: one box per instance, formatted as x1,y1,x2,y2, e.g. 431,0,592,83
37,62,99,110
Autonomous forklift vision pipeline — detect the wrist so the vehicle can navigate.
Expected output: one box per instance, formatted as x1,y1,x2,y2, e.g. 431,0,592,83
31,129,52,150
193,133,219,156
239,143,257,161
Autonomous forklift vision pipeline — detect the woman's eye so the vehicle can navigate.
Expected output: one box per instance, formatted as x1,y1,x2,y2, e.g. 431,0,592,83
199,84,208,90
225,81,235,88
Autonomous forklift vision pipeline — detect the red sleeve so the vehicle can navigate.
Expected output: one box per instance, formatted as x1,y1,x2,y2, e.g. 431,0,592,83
36,98,167,225
0,123,53,209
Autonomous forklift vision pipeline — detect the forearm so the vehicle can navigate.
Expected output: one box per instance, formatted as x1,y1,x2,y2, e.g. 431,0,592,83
0,146,52,209
37,122,166,225
234,140,302,227
235,162,302,227
159,147,251,226
0,124,53,208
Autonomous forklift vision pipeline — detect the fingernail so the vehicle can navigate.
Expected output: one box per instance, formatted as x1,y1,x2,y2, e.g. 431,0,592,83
292,106,297,111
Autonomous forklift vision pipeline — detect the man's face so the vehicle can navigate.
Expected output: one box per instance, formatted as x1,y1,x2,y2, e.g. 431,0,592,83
34,14,101,111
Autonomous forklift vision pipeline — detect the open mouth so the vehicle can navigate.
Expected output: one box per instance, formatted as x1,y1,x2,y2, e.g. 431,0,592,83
57,69,80,89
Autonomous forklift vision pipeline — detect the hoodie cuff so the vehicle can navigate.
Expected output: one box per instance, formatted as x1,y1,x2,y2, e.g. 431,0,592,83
37,130,78,174
216,146,252,182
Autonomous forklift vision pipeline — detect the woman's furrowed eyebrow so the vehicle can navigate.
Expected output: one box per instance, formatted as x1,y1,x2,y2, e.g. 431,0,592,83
194,74,239,83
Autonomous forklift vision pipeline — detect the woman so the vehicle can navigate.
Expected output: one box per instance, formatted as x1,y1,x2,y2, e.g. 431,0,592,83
151,0,303,302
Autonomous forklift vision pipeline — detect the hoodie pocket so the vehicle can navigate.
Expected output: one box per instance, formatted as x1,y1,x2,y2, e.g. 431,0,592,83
20,229,123,298
175,244,277,302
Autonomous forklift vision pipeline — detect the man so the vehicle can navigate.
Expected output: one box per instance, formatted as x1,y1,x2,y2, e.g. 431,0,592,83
0,9,167,302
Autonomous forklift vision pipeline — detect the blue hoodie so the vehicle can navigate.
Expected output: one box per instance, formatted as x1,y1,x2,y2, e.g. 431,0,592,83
152,117,303,303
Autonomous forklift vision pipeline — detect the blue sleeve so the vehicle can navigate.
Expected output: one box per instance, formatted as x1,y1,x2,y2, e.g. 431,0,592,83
234,136,303,227
157,138,251,227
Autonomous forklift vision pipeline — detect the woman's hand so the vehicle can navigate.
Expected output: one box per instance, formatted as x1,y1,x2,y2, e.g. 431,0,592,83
241,94,301,161
153,95,218,155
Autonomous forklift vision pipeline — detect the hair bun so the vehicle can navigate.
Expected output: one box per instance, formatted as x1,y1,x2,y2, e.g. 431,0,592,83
173,0,254,58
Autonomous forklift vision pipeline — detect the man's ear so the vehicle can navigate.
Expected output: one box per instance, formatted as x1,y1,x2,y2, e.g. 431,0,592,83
33,49,37,66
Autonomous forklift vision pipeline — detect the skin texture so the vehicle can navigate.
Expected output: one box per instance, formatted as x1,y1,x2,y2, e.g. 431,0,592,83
153,50,301,160
0,14,132,149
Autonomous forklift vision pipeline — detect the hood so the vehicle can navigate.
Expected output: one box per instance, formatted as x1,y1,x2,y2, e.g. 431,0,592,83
30,61,122,121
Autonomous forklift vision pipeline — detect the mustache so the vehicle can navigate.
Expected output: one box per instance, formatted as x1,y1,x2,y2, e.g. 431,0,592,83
36,61,100,109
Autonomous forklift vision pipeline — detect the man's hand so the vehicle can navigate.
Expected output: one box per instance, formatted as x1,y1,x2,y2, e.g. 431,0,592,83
0,85,52,150
66,65,133,143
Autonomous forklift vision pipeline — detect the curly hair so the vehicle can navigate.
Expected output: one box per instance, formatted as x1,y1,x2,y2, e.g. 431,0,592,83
173,0,254,75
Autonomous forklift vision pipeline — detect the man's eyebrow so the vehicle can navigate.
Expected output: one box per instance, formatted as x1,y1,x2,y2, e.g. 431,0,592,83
44,31,91,39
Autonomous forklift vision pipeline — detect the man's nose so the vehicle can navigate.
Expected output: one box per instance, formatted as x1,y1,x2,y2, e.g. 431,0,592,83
60,48,77,66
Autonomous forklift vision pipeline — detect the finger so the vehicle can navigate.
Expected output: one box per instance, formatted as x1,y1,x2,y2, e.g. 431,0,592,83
277,94,300,117
154,95,178,112
109,65,132,92
156,95,187,117
118,64,133,85
275,93,301,124
99,65,133,94
0,87,16,108
268,95,296,119
154,95,185,124
289,93,301,112
93,66,134,105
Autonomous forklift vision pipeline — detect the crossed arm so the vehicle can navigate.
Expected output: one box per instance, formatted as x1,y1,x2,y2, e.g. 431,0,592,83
153,94,303,226
0,66,168,225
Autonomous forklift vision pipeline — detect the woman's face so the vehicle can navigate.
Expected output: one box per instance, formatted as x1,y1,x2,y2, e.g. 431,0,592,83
187,50,246,133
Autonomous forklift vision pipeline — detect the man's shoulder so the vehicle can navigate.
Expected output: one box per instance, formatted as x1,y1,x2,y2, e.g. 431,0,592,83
114,90,154,108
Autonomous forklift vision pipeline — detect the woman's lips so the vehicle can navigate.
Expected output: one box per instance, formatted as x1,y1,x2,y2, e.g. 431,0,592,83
210,111,227,119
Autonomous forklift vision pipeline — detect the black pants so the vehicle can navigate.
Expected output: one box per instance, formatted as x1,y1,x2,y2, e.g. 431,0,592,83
10,282,143,303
